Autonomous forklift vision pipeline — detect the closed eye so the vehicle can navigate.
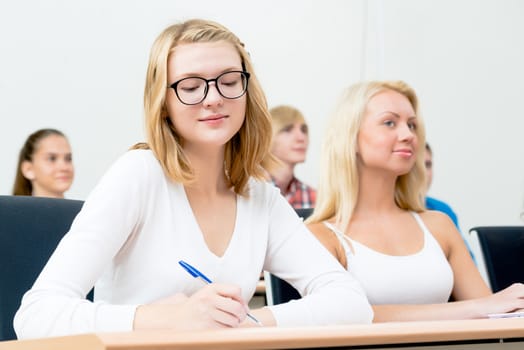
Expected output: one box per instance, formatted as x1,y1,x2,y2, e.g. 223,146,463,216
220,79,240,87
180,86,200,93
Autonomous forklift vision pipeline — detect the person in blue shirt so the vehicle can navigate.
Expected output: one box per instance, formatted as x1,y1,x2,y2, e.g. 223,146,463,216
424,142,475,262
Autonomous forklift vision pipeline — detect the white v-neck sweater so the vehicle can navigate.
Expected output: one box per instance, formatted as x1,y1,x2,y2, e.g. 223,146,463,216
14,150,372,338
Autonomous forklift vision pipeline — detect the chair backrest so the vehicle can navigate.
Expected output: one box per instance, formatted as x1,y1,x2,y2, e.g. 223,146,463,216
295,208,314,220
265,207,314,306
469,226,524,292
264,271,301,306
0,195,91,341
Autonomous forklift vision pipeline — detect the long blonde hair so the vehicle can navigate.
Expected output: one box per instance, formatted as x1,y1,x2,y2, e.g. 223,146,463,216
134,19,276,195
307,80,426,232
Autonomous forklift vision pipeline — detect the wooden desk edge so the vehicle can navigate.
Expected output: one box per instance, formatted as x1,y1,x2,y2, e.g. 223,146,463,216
2,318,523,350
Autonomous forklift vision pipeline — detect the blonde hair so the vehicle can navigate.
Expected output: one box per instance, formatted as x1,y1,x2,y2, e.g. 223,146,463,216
269,105,306,137
133,19,276,195
307,80,426,232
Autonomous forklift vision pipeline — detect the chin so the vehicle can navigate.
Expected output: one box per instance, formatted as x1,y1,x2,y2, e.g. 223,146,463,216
394,169,412,177
52,186,71,194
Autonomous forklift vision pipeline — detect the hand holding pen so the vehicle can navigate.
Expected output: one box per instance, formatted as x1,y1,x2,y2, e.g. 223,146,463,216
179,260,263,326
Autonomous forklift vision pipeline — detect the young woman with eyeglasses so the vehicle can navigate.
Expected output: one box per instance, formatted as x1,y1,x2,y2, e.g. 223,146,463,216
14,19,372,339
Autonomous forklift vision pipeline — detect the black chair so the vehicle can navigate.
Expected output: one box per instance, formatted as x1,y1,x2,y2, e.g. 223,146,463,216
264,207,314,305
0,195,92,341
469,226,524,292
264,272,301,306
295,208,313,220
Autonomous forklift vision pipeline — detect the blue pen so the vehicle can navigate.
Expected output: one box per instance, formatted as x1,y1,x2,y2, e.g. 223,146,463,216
178,260,263,326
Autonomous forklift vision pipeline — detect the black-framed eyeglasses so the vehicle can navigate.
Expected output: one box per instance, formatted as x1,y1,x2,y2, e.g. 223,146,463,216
169,70,250,105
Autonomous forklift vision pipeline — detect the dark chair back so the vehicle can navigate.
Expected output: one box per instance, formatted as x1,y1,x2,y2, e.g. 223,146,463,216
265,207,314,305
295,208,314,220
264,272,301,305
0,195,92,341
469,226,524,292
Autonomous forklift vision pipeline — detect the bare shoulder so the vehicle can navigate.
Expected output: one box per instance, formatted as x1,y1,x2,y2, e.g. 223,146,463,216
307,222,334,244
307,222,346,267
418,210,456,228
417,210,462,253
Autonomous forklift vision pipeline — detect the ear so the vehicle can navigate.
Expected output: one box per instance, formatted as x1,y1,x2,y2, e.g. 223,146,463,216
21,161,35,181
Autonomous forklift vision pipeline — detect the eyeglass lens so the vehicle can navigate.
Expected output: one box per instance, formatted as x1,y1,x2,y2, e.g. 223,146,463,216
175,71,248,105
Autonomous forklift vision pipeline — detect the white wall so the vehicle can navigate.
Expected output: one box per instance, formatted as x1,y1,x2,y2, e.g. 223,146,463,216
0,0,363,200
362,0,524,235
1,0,523,242
358,0,524,282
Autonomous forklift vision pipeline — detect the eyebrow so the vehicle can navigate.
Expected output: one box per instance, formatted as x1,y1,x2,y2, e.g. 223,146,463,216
377,111,417,120
172,66,243,80
42,151,72,156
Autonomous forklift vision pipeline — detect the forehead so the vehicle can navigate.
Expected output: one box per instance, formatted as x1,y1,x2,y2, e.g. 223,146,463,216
168,41,242,79
366,89,415,117
35,135,70,154
276,120,306,129
276,116,305,127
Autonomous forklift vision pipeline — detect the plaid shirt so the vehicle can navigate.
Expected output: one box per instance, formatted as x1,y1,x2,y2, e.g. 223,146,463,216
272,176,316,209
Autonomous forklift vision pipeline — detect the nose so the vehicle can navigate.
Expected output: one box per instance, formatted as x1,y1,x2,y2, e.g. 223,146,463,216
294,130,307,143
203,82,224,107
398,123,415,142
290,125,300,136
57,158,73,172
289,124,306,139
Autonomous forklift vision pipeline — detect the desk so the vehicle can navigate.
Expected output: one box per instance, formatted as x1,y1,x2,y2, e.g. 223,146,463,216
1,318,523,350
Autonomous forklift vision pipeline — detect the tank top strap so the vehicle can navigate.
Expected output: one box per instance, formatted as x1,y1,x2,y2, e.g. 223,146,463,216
322,221,354,262
410,211,430,236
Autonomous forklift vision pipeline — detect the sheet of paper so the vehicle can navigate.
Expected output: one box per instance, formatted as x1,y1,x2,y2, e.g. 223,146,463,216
487,311,524,319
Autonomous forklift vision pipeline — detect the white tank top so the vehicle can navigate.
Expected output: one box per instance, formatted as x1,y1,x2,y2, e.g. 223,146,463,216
324,212,453,305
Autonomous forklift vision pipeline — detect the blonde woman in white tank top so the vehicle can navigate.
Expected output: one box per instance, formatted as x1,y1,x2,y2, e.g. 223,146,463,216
307,81,524,322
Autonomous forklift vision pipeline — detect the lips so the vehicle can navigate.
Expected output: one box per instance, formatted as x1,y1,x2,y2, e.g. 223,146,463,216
198,114,227,122
56,176,72,181
393,148,413,157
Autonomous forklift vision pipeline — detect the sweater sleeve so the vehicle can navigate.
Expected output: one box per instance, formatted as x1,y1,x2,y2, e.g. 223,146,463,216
264,192,373,326
14,151,151,339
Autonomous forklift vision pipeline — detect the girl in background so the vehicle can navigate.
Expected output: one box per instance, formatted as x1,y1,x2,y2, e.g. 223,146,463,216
268,105,316,209
12,128,74,198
